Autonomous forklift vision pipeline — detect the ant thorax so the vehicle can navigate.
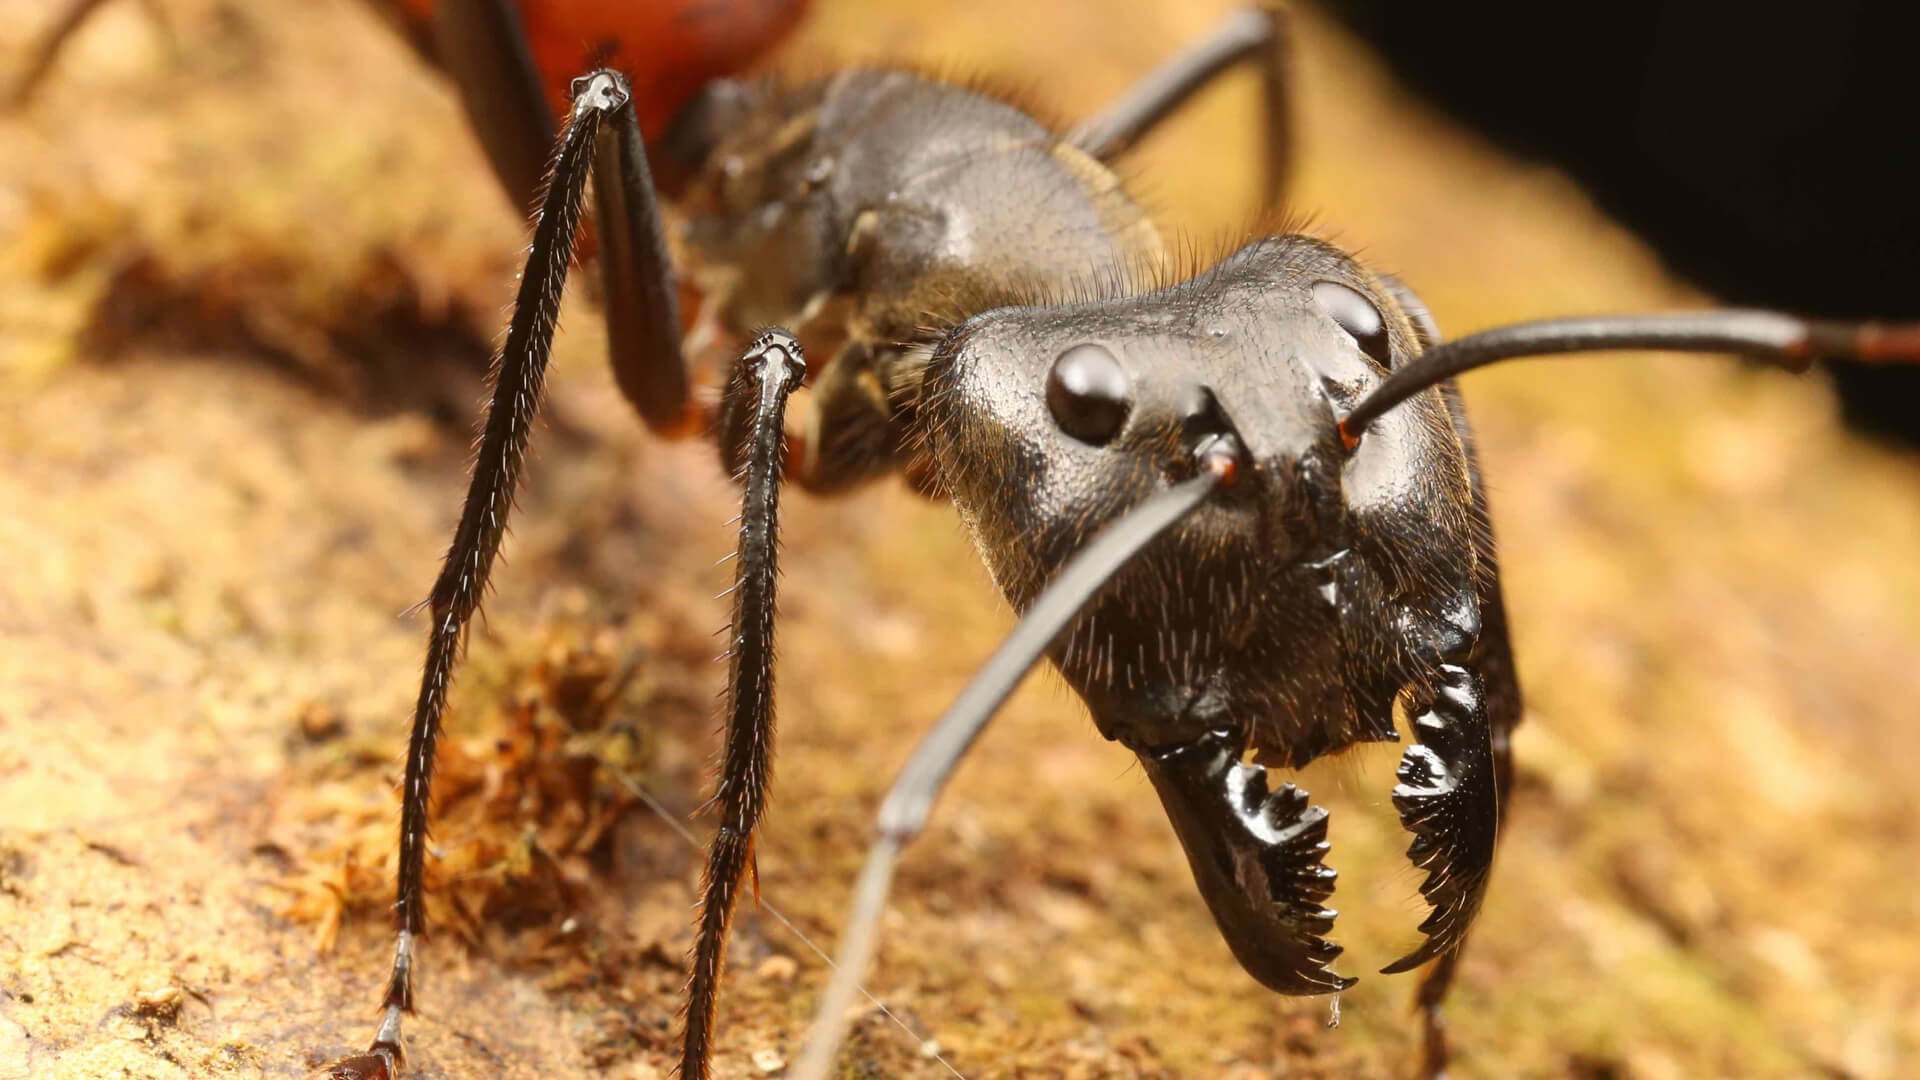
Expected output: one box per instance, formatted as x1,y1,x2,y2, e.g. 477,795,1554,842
671,67,1162,492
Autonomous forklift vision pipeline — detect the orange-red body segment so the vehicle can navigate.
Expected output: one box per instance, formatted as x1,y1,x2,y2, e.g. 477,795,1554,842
388,0,809,134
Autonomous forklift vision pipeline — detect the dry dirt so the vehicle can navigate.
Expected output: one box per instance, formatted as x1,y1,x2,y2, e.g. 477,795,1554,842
3,1,1919,1078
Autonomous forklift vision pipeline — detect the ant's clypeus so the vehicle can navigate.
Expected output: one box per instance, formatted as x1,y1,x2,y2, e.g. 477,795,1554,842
307,3,1920,1079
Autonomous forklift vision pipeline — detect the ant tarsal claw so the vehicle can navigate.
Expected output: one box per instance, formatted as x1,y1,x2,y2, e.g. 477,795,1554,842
310,1050,395,1080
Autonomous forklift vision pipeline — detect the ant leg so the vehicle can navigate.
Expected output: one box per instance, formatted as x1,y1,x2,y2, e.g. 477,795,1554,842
678,331,806,1080
435,0,554,217
438,0,694,433
324,70,631,1080
592,80,696,434
1068,3,1292,201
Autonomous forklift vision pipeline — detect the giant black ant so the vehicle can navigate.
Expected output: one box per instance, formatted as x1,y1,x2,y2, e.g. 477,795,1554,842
310,3,1920,1079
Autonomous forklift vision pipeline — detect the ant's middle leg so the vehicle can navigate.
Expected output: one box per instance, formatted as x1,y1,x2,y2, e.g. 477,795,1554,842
434,0,555,218
1068,3,1293,202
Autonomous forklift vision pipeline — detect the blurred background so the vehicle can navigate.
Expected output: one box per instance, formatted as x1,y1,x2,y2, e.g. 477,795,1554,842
1324,0,1920,445
2,2,1918,1078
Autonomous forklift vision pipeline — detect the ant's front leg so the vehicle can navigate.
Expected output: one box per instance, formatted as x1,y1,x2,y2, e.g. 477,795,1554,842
437,0,696,434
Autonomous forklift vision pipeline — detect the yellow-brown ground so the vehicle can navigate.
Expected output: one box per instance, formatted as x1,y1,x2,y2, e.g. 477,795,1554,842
3,2,1918,1078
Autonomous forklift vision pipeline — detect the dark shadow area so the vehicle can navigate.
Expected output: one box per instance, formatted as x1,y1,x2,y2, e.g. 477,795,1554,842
74,246,495,428
1318,0,1920,444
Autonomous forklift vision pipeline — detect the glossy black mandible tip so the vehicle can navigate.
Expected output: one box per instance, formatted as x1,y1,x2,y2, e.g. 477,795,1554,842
1140,729,1353,995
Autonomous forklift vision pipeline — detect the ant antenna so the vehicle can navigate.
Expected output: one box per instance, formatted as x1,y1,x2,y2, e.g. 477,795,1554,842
1338,311,1920,448
791,442,1241,1080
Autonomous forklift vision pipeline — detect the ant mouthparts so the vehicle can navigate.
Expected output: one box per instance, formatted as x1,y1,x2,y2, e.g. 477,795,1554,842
1197,433,1246,487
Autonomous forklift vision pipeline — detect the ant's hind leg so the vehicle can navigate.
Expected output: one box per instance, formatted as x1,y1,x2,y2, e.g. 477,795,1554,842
1067,3,1292,202
437,0,695,434
435,0,555,217
591,79,696,435
678,330,806,1079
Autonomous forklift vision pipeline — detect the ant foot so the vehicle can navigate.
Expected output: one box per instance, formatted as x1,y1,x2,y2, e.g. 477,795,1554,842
310,1050,395,1080
310,1004,404,1080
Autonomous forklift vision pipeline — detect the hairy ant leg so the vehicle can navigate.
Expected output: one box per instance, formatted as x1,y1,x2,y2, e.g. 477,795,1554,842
679,330,806,1077
591,78,695,435
325,57,797,1078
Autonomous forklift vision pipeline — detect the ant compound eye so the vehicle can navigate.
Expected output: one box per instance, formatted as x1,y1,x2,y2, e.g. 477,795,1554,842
1312,280,1393,368
1047,343,1131,444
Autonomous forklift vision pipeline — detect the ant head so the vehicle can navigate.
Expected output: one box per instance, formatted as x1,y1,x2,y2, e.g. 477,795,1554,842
922,235,1484,762
922,234,1490,995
